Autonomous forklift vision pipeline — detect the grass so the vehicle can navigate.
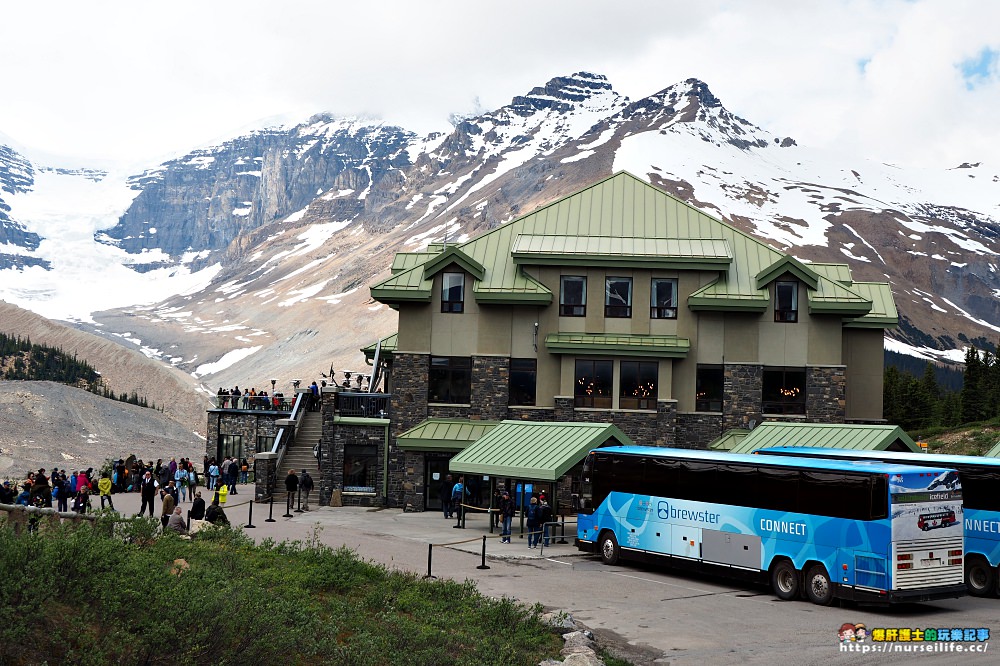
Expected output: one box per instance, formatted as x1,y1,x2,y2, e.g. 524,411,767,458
0,516,563,665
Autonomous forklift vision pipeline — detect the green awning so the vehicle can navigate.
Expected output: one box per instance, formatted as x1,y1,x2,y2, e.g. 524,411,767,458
361,333,398,361
545,332,690,357
727,422,919,455
396,418,498,451
708,428,750,451
449,420,633,481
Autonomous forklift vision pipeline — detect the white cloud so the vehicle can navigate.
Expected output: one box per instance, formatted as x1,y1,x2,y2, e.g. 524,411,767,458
0,1,998,168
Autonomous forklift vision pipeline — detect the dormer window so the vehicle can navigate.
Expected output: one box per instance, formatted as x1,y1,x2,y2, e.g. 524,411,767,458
605,277,633,318
651,278,678,319
441,273,464,313
774,281,798,323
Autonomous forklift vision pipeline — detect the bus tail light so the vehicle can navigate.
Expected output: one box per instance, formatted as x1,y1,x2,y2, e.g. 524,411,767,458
897,553,913,570
949,557,962,566
948,549,962,557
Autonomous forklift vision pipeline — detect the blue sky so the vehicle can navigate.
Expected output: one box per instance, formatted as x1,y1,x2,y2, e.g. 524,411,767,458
1,0,998,169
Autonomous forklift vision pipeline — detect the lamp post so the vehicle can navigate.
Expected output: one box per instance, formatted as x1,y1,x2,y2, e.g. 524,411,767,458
271,378,277,392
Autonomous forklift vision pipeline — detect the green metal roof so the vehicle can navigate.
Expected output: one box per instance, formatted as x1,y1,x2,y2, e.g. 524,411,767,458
511,234,733,270
361,333,398,361
449,420,633,480
727,422,920,455
370,171,895,321
985,441,1000,458
396,418,498,451
391,251,440,274
807,263,853,285
708,428,750,451
545,332,690,357
422,245,485,281
842,282,899,328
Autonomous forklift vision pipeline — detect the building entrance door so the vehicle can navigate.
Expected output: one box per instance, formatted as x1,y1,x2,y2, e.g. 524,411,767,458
424,453,452,511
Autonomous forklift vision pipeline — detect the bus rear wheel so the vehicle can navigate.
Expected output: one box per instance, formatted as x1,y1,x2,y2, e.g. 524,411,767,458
965,558,996,597
599,532,620,565
805,564,834,606
770,560,799,600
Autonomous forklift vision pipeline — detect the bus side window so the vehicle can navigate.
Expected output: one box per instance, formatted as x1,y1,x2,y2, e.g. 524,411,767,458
870,475,888,520
643,457,676,496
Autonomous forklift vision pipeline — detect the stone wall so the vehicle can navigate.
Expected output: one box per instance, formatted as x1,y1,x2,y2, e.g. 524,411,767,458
507,406,556,421
390,353,429,509
807,365,846,422
331,422,387,508
206,410,283,463
675,412,724,449
723,363,763,431
471,355,509,421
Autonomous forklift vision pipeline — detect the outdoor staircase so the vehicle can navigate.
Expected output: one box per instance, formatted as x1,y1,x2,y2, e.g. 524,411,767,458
275,409,322,499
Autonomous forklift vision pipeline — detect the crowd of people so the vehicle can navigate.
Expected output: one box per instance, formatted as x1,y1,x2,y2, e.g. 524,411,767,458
216,385,289,410
0,455,248,532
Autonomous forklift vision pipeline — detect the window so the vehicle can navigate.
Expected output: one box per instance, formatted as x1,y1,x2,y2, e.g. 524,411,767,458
774,281,798,322
509,358,537,406
575,359,613,408
605,277,633,318
619,361,657,410
560,276,586,316
343,444,378,493
217,434,243,462
651,278,678,319
696,365,724,412
428,356,472,404
256,435,275,453
441,272,464,313
762,367,806,414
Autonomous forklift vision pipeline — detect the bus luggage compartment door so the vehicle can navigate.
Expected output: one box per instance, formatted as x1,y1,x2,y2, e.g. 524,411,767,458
670,527,702,559
703,529,761,569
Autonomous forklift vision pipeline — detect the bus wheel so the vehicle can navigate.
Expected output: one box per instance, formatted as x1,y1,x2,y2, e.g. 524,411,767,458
965,558,996,597
805,565,834,606
599,532,620,565
770,560,799,600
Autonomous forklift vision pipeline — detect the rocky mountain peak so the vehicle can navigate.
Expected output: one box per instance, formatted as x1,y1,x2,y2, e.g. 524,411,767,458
508,71,624,116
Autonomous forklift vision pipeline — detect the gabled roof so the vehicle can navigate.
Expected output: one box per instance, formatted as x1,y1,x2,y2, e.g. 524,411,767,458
396,418,498,451
807,263,854,286
755,255,819,290
727,421,919,455
708,428,751,451
842,282,899,328
449,420,633,480
422,245,485,281
391,251,441,274
370,172,896,324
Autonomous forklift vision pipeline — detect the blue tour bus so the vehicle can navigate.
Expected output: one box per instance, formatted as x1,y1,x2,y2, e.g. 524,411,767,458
756,446,1000,596
576,446,966,604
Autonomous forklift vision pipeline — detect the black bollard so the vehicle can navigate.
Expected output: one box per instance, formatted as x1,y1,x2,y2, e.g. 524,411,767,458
423,543,436,579
477,535,490,570
186,510,190,532
245,499,256,528
295,485,303,513
557,517,568,544
453,501,463,528
283,491,293,518
265,493,276,522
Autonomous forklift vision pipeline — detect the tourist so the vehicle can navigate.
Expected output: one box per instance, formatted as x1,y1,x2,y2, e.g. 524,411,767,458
205,498,229,526
97,472,114,511
165,507,187,535
300,469,314,511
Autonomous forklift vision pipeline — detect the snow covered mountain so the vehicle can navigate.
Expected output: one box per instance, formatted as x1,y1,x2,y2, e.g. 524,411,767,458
2,72,999,401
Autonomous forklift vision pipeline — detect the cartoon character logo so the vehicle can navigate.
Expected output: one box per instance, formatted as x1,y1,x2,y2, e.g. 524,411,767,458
657,501,669,520
854,623,867,643
838,623,856,643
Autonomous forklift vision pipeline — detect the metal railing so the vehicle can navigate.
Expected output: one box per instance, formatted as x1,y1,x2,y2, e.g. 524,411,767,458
269,392,308,496
336,392,390,418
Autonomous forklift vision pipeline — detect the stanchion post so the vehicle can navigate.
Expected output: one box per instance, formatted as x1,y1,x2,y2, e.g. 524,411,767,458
186,510,190,532
245,499,256,528
453,501,463,528
423,543,436,579
461,502,467,529
283,491,293,518
265,493,276,522
557,516,568,544
477,535,490,570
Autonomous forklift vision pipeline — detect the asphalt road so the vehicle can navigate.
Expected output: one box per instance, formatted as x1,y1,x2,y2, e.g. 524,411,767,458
108,489,1000,665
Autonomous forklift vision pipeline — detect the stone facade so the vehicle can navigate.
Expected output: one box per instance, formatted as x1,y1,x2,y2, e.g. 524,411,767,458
675,412,725,449
565,400,676,447
806,365,846,423
723,363,764,432
471,355,510,421
206,410,283,464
